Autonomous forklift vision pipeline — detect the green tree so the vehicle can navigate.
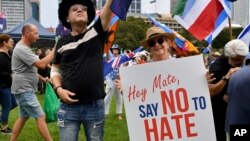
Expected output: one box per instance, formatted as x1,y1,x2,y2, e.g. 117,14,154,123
115,16,150,51
212,27,243,49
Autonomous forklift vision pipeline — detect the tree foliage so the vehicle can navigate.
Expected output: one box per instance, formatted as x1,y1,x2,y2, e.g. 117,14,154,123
212,27,243,49
115,16,151,51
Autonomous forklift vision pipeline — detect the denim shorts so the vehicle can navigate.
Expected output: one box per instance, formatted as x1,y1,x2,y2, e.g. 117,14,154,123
58,98,105,141
14,91,44,118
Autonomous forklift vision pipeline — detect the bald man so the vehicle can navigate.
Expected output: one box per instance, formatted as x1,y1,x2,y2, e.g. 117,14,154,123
10,23,55,141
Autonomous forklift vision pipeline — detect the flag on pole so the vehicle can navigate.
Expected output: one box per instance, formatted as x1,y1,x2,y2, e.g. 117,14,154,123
104,16,120,54
92,14,120,54
0,10,7,32
111,0,133,20
104,46,143,76
173,0,232,43
238,24,250,50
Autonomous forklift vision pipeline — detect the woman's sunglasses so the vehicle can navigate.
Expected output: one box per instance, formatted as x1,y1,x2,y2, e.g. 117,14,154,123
148,37,165,48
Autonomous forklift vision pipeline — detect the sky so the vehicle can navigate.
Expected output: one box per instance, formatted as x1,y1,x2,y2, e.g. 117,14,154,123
40,0,59,28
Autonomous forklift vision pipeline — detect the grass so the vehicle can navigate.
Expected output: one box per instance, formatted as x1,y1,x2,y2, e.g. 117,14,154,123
0,94,129,141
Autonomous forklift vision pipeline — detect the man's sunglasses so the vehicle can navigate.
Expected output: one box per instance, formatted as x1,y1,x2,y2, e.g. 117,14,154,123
148,37,165,48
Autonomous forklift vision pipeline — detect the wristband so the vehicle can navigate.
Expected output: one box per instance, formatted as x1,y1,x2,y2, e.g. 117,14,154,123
222,76,229,82
54,86,62,93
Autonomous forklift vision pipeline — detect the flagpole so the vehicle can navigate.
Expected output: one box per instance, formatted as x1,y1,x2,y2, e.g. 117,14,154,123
228,17,232,40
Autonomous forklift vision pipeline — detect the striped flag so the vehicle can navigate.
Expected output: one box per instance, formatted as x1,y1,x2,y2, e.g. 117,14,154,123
92,14,120,54
104,16,120,54
111,0,133,20
0,10,7,32
173,0,232,43
238,24,250,50
104,46,143,76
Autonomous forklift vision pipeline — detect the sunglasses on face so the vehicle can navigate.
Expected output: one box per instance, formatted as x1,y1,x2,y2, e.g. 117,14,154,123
71,5,87,12
148,37,165,48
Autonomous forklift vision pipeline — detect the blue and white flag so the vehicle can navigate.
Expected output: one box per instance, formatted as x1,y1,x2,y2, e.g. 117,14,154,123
202,44,212,54
104,46,143,76
238,24,250,50
146,14,186,48
173,0,232,44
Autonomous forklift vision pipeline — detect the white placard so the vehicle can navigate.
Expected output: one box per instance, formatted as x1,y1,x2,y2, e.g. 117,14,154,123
119,55,216,141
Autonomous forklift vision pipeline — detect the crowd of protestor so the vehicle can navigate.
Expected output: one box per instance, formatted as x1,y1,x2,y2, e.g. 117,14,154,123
1,0,250,141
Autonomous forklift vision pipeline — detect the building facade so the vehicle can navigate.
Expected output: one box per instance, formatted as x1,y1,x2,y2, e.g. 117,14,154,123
127,13,182,32
0,0,39,29
232,0,250,27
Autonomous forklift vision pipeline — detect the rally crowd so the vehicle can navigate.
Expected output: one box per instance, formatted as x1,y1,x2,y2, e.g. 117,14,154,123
0,0,250,141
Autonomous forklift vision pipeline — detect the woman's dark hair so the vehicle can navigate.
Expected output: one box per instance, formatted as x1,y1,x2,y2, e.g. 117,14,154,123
0,34,11,47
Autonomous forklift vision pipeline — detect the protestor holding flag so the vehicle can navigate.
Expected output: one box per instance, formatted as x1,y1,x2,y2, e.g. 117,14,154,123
50,0,132,140
103,46,143,77
104,44,123,120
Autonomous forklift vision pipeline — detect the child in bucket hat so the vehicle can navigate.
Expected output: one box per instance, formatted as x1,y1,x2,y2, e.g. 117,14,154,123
51,0,114,140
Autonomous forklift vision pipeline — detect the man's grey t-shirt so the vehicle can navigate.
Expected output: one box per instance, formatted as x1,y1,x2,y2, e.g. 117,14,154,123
11,43,39,94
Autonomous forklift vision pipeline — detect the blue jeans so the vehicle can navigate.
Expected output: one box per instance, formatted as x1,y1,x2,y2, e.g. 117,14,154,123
0,87,17,125
58,98,105,141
